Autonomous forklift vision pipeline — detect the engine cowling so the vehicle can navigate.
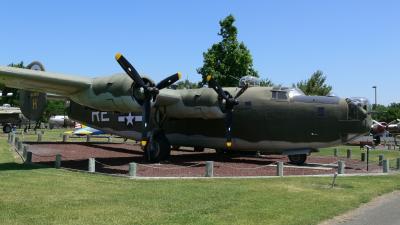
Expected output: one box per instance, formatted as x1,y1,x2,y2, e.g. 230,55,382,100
80,73,140,113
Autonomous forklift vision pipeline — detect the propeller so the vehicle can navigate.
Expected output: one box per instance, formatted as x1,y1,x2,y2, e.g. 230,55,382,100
206,75,249,148
115,53,181,147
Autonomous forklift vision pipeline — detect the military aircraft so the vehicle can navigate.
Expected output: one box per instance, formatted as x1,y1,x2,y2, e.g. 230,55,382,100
0,54,373,164
370,119,400,145
64,124,105,136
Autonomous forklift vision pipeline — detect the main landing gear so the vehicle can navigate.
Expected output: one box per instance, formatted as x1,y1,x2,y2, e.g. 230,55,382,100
288,154,307,165
143,129,171,163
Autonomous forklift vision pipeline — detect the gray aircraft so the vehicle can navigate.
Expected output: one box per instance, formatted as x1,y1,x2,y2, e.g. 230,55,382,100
0,54,372,164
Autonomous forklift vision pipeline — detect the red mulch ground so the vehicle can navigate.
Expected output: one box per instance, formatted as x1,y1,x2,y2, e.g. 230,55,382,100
26,142,383,177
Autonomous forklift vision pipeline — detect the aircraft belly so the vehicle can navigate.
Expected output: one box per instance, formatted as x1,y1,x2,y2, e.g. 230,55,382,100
166,133,342,153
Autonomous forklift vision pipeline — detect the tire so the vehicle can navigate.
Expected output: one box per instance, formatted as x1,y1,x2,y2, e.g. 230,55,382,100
144,130,171,162
373,135,381,145
288,154,307,165
3,124,12,133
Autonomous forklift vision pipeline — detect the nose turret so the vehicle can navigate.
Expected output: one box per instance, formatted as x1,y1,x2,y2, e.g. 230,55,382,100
346,97,372,134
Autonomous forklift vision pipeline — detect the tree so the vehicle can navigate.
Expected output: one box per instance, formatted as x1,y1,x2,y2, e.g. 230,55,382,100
41,100,66,122
175,79,199,89
259,78,274,87
296,70,332,96
372,103,400,123
197,14,258,87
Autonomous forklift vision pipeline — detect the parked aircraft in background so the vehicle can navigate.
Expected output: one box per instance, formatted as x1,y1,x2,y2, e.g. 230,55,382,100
370,119,400,145
64,124,105,136
0,54,372,164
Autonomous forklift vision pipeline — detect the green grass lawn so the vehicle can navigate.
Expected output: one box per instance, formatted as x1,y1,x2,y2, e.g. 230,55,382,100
0,134,400,225
315,145,400,169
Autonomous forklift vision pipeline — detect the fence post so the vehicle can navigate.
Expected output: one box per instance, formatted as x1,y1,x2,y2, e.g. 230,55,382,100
37,133,42,142
10,133,15,146
205,161,213,177
277,161,284,177
14,136,19,146
88,158,95,173
338,160,345,174
23,145,29,159
382,159,389,173
55,154,62,169
361,152,366,162
17,141,23,152
378,154,384,166
62,134,68,142
334,148,338,157
346,149,352,159
129,163,137,177
86,135,91,142
25,151,32,164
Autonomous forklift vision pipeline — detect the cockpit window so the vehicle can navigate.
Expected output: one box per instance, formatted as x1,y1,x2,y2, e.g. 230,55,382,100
272,91,288,100
288,88,305,98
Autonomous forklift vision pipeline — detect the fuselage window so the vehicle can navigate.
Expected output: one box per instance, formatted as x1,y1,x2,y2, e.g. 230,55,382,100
272,91,287,100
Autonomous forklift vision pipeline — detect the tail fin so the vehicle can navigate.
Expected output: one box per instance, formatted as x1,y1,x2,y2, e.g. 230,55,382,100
19,61,47,121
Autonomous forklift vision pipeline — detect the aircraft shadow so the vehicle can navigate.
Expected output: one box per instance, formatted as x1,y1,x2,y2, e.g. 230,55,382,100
0,162,49,171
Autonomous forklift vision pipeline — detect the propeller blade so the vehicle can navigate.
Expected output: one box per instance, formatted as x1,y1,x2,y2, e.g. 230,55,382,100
156,72,182,90
140,100,151,147
234,83,249,99
206,75,229,100
115,53,146,88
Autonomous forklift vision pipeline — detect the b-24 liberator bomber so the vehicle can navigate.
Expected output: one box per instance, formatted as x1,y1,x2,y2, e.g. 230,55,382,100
0,54,372,164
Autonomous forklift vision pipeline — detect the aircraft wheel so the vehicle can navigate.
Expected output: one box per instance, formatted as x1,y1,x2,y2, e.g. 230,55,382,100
144,129,171,162
288,154,307,165
3,124,12,133
373,135,381,145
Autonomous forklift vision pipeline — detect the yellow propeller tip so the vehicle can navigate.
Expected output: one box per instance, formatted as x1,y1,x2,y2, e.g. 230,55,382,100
206,75,212,82
177,72,182,80
140,140,148,147
226,141,232,148
115,53,122,60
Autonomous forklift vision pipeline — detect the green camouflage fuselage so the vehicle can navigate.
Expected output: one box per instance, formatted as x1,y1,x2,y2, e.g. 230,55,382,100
68,86,372,154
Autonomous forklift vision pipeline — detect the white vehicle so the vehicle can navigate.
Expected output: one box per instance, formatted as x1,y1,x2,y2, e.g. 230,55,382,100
48,115,75,129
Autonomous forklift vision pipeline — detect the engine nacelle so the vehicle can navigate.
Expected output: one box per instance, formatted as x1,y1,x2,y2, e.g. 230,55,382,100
387,123,400,133
73,73,140,113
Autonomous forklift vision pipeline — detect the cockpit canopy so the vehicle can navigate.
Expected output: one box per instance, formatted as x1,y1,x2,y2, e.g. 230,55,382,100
239,76,261,87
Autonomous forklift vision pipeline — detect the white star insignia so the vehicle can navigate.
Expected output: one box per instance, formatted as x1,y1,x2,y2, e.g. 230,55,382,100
126,113,134,126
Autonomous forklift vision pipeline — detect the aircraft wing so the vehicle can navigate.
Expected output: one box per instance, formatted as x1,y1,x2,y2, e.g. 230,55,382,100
0,66,91,96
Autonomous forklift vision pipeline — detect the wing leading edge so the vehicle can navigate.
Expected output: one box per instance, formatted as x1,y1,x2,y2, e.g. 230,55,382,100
0,66,91,96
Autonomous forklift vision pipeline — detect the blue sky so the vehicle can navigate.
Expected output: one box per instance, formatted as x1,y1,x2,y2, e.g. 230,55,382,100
1,1,399,105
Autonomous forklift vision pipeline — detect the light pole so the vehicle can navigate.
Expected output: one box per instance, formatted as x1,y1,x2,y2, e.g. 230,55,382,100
372,86,377,109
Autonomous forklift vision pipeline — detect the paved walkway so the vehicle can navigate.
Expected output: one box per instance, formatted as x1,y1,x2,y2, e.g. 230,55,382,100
320,191,400,225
